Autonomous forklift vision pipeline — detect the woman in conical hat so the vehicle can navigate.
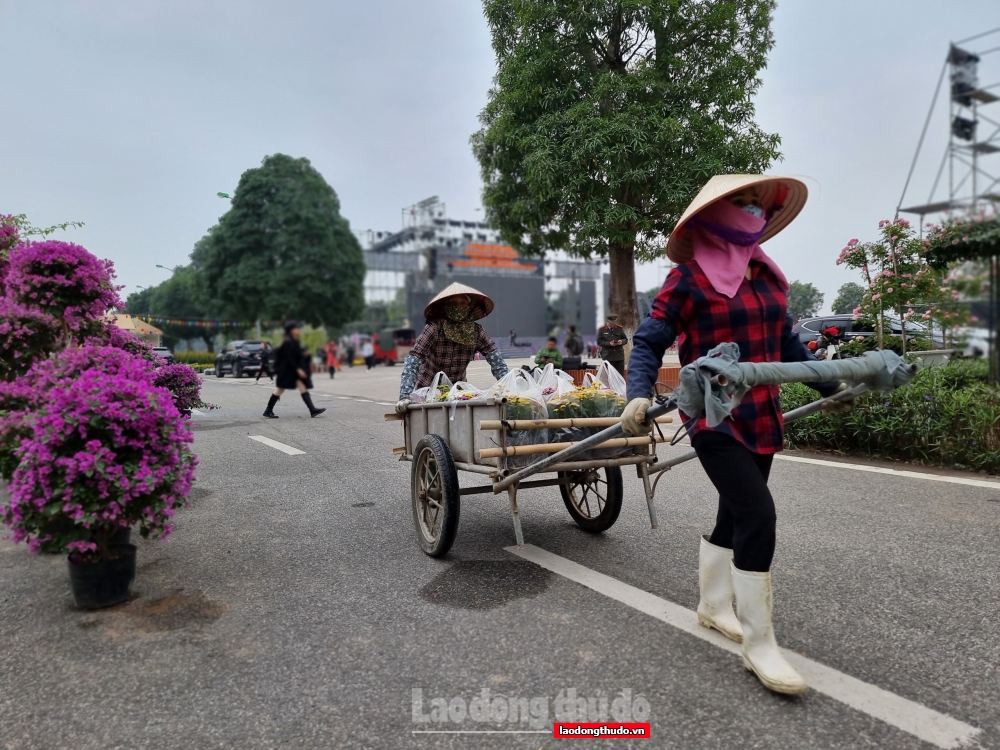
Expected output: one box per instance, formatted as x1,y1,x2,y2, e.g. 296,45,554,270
620,175,852,695
396,282,509,413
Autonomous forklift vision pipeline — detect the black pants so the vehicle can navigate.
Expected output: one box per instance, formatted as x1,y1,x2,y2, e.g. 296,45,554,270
692,431,775,573
328,366,336,379
365,356,375,370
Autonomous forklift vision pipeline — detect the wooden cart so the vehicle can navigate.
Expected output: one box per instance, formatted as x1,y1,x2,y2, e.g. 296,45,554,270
388,397,676,557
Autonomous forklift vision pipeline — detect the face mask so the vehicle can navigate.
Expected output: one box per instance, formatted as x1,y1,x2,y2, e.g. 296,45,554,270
741,204,765,219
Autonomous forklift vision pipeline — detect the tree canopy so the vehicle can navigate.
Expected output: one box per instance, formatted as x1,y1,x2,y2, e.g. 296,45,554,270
786,280,823,322
191,154,365,330
831,282,865,315
473,0,780,330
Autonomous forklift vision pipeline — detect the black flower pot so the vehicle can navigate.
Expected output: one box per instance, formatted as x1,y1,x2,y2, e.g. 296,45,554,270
109,527,131,546
67,544,136,610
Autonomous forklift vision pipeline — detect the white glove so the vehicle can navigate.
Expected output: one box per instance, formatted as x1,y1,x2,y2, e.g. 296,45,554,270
621,398,652,435
395,399,410,415
821,383,855,415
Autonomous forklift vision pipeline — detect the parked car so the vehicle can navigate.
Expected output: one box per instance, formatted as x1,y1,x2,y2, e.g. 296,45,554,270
214,340,266,378
151,346,174,364
958,327,990,358
792,314,943,348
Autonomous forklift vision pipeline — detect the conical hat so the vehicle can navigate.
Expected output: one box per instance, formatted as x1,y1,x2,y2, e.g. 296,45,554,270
665,175,808,264
423,282,495,321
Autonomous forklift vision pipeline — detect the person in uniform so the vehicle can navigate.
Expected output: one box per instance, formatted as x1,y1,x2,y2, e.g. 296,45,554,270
597,314,628,375
619,175,852,695
262,320,327,418
396,283,510,413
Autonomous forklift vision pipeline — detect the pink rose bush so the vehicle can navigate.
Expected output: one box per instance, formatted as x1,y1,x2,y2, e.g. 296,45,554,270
836,218,966,351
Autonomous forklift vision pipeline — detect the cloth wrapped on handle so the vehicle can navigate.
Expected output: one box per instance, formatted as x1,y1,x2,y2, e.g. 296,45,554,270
676,343,918,427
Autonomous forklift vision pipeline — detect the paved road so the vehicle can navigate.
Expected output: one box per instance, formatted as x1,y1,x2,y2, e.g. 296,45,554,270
1,372,999,749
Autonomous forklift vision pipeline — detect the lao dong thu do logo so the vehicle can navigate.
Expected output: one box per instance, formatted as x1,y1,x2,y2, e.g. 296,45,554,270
412,687,651,729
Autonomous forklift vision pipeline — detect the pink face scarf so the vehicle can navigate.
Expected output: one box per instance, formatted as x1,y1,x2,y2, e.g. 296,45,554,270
685,198,789,299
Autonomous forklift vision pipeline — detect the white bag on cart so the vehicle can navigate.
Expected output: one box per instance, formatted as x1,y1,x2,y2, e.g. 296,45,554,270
582,360,627,397
411,371,453,404
535,364,577,402
484,370,548,469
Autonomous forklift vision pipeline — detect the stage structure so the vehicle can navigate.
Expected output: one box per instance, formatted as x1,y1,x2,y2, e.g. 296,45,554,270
898,29,1000,228
357,197,603,338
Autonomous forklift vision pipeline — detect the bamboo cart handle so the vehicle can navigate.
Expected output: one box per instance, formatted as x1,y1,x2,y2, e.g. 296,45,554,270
479,416,672,430
479,434,667,459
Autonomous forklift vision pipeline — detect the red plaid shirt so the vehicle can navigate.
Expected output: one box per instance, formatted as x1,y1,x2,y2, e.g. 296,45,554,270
651,260,792,454
411,321,497,387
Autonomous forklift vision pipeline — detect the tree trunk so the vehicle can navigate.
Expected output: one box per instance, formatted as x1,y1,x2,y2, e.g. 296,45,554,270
608,240,638,365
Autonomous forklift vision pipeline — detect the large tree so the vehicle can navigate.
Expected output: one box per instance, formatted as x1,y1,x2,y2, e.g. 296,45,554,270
125,268,216,351
473,0,781,335
191,154,365,329
831,282,865,315
786,280,823,322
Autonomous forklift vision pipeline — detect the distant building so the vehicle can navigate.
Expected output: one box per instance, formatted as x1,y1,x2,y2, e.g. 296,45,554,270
358,197,600,338
110,313,163,346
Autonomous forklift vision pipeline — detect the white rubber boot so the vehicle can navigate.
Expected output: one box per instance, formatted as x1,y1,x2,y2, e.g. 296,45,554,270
696,536,743,643
731,563,807,695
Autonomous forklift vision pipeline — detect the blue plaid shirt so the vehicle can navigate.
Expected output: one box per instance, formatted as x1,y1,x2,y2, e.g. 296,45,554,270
627,260,838,454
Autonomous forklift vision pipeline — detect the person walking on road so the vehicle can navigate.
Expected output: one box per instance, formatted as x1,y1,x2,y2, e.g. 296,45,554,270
262,320,326,418
254,341,275,384
508,329,516,347
361,339,375,370
620,174,852,695
534,336,563,369
346,342,355,367
396,282,510,413
597,314,628,375
325,340,339,379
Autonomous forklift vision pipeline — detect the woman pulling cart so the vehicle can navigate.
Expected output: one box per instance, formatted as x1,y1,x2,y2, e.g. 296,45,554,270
621,175,853,695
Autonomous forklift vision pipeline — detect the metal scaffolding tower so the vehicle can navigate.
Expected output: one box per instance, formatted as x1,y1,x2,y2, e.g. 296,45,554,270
899,28,1000,228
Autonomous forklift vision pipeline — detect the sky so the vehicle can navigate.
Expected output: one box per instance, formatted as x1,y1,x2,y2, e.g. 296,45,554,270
2,1,999,314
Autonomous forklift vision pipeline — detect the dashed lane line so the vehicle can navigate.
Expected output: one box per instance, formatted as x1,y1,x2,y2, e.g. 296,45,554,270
774,454,1000,491
506,544,980,750
248,435,305,455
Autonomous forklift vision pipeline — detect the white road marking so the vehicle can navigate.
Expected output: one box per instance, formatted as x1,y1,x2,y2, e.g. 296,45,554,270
248,435,305,455
190,408,204,415
506,544,980,750
775,454,1000,491
335,396,351,400
378,402,394,406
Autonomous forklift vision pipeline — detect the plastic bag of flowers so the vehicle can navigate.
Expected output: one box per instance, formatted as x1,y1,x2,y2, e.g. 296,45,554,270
485,370,548,469
581,360,628,397
546,383,630,460
411,371,453,404
0,346,197,609
535,365,577,402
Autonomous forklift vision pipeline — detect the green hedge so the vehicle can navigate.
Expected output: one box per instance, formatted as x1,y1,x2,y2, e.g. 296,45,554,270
781,359,1000,474
172,351,217,365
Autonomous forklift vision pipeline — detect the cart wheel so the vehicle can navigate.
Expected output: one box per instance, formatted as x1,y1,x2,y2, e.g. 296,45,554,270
411,435,460,557
559,466,623,533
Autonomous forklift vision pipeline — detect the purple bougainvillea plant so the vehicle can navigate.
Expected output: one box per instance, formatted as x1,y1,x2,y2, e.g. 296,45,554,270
2,352,196,559
4,240,123,336
0,230,199,561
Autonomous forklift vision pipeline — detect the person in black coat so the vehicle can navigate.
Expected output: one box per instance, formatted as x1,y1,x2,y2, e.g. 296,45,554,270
262,321,326,418
254,341,275,384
